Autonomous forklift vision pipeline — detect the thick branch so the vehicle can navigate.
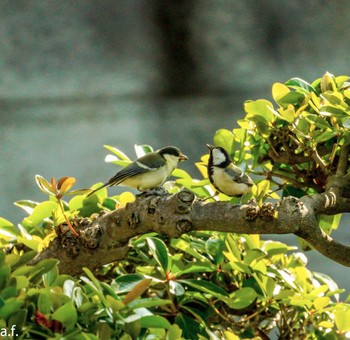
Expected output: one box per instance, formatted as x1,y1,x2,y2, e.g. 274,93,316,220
31,182,350,275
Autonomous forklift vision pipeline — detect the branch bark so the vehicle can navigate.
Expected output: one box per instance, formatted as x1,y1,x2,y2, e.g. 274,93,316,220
31,180,350,275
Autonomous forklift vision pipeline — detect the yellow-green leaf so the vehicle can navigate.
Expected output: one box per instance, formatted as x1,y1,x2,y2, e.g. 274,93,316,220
35,175,55,196
272,82,290,102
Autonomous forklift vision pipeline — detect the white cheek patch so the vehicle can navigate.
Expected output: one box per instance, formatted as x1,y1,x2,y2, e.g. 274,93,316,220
212,149,226,165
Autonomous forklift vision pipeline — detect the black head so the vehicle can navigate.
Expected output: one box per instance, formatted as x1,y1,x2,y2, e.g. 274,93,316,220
207,144,232,168
157,146,188,161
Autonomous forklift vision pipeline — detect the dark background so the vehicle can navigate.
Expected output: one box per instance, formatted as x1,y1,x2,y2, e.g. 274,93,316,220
1,1,350,289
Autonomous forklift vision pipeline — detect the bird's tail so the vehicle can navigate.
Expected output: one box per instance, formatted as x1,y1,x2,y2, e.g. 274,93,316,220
86,182,109,197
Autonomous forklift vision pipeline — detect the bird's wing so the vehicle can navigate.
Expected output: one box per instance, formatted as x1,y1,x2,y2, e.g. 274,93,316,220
225,164,253,185
108,153,166,185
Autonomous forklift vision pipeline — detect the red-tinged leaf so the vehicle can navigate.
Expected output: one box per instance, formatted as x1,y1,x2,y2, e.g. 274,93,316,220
123,278,152,305
58,177,76,195
57,176,69,190
35,175,55,196
49,178,58,195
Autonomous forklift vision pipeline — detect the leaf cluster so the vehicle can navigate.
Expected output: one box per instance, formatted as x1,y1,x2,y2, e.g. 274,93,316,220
1,74,350,338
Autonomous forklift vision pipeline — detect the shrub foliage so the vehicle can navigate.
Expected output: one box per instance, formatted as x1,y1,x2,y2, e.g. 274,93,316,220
1,72,350,339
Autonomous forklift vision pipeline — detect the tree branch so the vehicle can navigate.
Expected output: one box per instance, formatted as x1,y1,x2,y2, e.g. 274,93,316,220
31,180,350,275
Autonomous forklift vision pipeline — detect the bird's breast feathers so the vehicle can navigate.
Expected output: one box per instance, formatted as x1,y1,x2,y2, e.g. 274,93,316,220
211,166,251,196
121,165,169,191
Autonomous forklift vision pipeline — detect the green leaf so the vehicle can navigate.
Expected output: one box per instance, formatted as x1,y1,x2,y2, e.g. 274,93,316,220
335,308,350,332
0,298,23,320
253,180,270,203
244,99,275,123
313,296,330,310
13,200,38,215
319,214,342,234
128,298,172,310
42,265,59,287
179,279,228,300
304,114,332,129
262,241,296,256
30,259,59,282
38,291,52,314
171,238,209,262
103,145,131,161
277,92,305,109
166,324,183,340
169,280,185,296
114,274,145,293
320,105,349,117
134,144,153,158
313,129,337,143
229,287,257,309
243,249,266,265
205,238,225,265
146,237,170,274
0,217,20,238
272,82,290,103
279,107,295,122
52,301,78,330
213,129,235,154
26,201,58,226
175,313,202,340
285,77,315,93
139,315,171,329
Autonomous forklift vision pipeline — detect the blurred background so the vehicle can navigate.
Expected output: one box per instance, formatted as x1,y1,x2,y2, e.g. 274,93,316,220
1,1,350,289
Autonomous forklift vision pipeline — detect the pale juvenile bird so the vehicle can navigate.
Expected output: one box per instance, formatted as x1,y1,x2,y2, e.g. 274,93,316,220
207,144,253,197
87,146,188,197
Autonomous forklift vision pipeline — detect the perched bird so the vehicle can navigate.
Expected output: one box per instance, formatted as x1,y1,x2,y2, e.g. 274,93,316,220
207,144,253,197
87,146,188,196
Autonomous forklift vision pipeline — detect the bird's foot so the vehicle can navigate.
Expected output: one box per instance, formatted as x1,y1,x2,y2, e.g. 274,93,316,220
137,186,169,198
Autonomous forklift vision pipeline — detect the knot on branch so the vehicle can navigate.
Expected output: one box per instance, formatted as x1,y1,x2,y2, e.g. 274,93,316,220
176,219,193,233
56,225,80,257
175,190,195,214
79,225,101,249
241,201,259,221
258,202,275,220
128,212,141,229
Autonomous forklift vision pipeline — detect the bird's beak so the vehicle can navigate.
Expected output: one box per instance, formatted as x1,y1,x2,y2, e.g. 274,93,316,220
180,154,188,161
206,144,214,150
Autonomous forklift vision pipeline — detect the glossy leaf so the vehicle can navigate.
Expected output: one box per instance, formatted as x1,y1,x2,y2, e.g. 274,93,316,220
213,129,235,154
175,313,202,340
166,324,183,340
229,287,257,309
146,237,170,274
139,315,171,329
13,200,38,215
114,274,146,293
179,279,228,300
205,238,225,265
52,301,78,330
25,201,58,226
244,99,275,123
134,144,153,158
103,145,131,161
285,77,315,93
123,278,152,305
